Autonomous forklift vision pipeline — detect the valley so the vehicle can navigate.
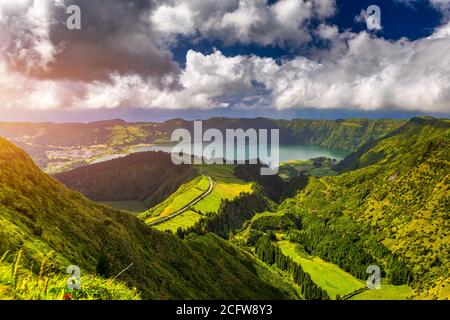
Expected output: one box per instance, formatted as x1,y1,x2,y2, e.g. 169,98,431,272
0,116,448,300
2,0,449,306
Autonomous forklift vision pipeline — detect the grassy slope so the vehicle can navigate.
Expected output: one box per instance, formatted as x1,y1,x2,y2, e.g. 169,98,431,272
277,240,364,298
289,118,450,298
275,118,405,151
154,210,204,233
147,165,254,231
141,176,209,223
0,138,300,300
194,165,254,213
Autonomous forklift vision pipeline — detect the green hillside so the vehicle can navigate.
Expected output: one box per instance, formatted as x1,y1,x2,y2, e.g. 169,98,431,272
275,118,405,151
0,138,300,300
231,117,449,299
280,117,450,298
141,175,210,223
154,210,204,233
194,165,254,213
1,116,447,300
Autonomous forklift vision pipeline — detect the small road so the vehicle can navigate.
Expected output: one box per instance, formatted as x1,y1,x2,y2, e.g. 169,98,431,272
147,176,214,227
342,287,368,300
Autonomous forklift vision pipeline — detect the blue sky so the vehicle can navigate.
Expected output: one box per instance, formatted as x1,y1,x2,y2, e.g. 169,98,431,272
0,0,449,122
333,0,442,40
171,0,443,65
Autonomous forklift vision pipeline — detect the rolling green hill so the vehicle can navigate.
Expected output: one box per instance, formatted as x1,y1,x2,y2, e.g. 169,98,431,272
275,118,405,151
54,151,198,211
141,175,211,224
195,165,254,213
0,138,300,300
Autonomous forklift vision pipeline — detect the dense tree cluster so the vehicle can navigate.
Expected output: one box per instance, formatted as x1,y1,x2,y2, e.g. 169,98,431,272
206,192,271,237
250,211,301,233
286,217,412,284
286,228,374,280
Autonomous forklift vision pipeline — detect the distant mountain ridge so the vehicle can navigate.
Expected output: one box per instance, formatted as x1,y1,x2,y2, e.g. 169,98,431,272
0,117,405,150
0,118,406,172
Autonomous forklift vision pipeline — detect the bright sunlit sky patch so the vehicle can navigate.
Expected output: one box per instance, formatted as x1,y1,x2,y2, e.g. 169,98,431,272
0,0,449,121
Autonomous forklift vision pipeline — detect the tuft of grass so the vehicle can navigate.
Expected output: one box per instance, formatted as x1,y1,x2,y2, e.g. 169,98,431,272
12,249,23,290
0,251,140,300
0,251,9,263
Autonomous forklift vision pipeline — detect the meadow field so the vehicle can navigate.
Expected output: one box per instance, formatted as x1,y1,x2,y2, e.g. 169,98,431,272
277,240,364,298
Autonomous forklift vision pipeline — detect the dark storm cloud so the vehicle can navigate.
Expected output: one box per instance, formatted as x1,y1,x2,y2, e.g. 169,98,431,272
6,0,180,82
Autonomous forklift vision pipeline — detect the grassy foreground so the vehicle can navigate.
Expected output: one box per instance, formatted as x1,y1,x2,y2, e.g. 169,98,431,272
0,251,139,300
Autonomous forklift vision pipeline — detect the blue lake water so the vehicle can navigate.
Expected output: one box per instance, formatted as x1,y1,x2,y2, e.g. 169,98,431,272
129,143,349,163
